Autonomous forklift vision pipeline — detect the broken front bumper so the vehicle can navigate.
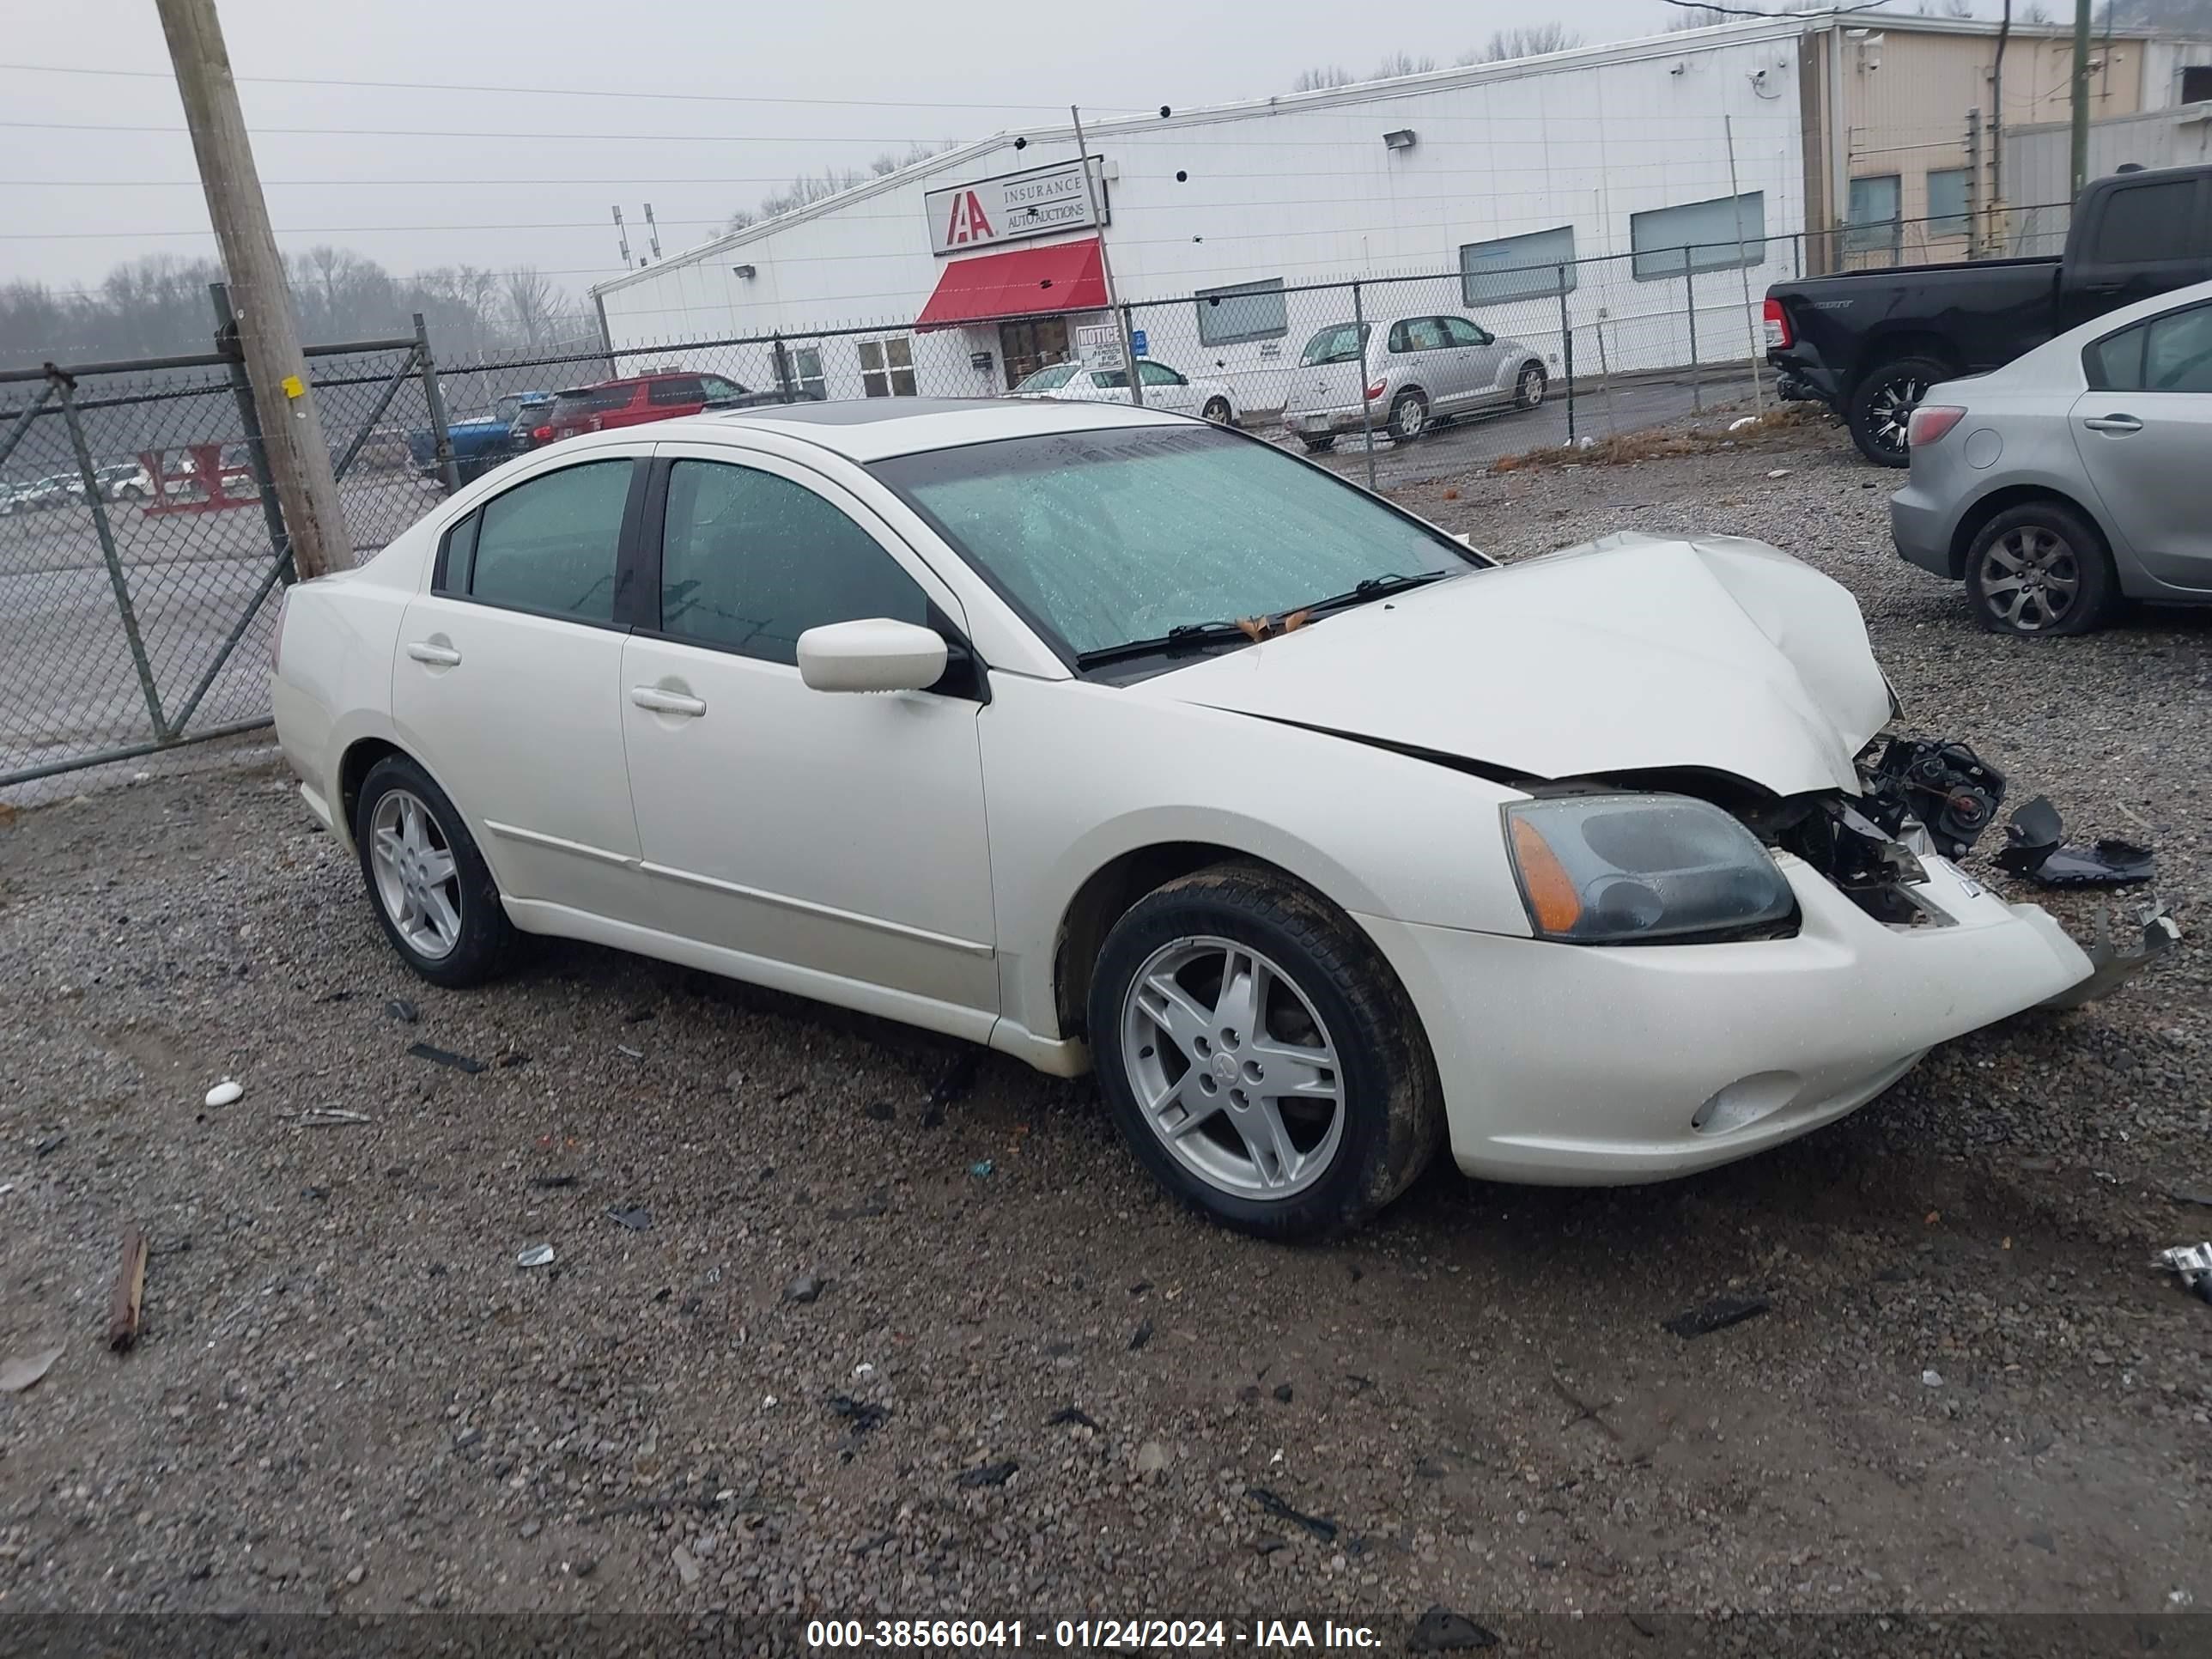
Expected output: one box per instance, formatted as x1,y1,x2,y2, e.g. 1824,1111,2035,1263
1361,851,2120,1186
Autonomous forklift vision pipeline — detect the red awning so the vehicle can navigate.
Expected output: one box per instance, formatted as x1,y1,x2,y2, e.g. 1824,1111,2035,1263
914,237,1109,332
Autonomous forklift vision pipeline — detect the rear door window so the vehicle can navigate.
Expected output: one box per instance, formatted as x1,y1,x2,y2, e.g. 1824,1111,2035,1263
647,377,704,407
459,459,635,623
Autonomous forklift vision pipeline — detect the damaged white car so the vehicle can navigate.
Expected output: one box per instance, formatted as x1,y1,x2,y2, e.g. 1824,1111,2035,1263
270,399,2172,1238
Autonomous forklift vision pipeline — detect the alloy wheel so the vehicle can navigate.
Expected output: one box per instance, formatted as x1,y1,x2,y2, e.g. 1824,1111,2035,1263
1979,526,2081,633
1869,375,1927,457
368,787,464,959
1518,367,1545,408
1119,935,1346,1200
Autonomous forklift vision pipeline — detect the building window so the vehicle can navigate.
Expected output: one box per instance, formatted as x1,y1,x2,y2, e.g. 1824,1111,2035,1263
1926,169,1970,239
1628,192,1767,281
859,337,916,398
1194,278,1288,348
1845,175,1903,257
1459,227,1577,305
2183,64,2211,102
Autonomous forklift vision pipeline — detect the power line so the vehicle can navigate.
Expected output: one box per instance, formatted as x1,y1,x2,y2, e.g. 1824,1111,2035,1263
0,219,735,240
0,59,1141,114
0,118,982,144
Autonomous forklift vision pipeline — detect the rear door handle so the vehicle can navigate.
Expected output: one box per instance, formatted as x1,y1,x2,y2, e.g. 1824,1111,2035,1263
630,686,707,717
2081,414,2143,434
405,641,462,665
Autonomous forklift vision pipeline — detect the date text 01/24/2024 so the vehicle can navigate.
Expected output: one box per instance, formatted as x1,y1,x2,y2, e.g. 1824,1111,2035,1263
805,1619,1385,1650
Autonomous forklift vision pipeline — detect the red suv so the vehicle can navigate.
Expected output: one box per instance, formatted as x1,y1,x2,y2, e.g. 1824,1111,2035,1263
521,371,778,447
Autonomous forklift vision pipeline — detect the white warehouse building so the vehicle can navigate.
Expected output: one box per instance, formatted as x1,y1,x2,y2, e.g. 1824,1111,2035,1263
591,15,2209,417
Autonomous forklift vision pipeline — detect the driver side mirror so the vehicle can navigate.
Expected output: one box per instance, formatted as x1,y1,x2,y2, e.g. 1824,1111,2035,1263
796,617,949,694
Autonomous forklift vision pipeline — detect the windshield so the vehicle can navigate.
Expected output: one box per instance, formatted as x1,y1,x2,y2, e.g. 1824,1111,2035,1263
872,426,1475,661
1013,364,1080,392
1300,323,1369,367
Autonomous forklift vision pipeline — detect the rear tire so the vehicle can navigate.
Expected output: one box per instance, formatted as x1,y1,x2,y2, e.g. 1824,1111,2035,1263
1388,387,1431,443
1847,355,1951,467
1298,434,1336,453
1201,397,1233,424
1964,501,2118,638
1087,864,1444,1240
354,754,520,988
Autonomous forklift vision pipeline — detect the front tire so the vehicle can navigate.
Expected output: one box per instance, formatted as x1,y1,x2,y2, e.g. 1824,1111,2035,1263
1087,864,1444,1240
1516,362,1547,409
1388,387,1431,443
1964,501,2118,637
1847,355,1950,467
354,754,520,988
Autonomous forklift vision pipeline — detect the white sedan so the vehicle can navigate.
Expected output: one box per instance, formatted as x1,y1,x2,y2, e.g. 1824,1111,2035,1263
272,398,2153,1237
1012,360,1237,423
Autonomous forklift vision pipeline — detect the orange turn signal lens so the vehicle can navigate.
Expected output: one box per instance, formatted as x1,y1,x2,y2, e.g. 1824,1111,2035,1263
1510,814,1583,935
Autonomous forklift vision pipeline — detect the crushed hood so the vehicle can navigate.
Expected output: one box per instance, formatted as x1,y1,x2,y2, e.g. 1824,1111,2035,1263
1139,533,1893,797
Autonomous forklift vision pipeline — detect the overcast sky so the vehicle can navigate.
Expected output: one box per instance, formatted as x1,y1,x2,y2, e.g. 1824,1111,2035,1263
8,0,1711,297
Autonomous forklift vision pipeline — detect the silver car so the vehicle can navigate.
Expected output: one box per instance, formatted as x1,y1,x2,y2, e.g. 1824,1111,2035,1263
1281,312,1547,451
1892,276,2212,636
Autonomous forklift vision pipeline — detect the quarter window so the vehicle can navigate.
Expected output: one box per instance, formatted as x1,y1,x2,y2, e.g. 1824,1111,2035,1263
459,459,633,623
658,459,928,665
859,337,917,398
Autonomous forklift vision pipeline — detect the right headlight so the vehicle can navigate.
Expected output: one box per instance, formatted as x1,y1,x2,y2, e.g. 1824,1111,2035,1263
1504,793,1796,945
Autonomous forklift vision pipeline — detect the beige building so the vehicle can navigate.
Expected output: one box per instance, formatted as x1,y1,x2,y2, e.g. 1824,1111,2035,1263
1794,14,2212,271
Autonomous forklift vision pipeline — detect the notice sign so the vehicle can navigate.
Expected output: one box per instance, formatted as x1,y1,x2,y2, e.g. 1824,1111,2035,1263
926,158,1104,256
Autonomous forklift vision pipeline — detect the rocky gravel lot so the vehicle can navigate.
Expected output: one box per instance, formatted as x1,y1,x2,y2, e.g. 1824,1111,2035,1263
2,412,2209,1648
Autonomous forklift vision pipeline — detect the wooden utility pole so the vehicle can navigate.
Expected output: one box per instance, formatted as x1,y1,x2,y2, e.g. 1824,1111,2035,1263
155,0,349,579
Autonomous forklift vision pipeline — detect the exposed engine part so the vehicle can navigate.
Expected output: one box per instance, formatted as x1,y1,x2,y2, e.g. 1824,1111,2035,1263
1994,795,2157,887
2038,900,2181,1011
1858,738,2006,860
2154,1242,2212,1305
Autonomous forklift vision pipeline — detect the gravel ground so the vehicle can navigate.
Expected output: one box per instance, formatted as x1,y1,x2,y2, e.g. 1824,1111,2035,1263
3,413,2209,1646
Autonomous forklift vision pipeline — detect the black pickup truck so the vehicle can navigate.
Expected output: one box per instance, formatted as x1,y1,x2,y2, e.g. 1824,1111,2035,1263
1765,164,2212,465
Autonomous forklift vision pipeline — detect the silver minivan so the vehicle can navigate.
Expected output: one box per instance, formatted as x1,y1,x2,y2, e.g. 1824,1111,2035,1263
1281,312,1548,450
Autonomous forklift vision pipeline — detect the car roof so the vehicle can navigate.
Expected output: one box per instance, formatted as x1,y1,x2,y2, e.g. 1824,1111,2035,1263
681,397,1202,461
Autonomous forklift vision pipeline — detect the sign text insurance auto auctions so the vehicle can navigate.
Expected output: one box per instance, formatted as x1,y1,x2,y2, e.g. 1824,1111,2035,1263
924,158,1105,256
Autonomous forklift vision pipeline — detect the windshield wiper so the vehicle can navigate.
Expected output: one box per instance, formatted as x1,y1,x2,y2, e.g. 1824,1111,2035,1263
1296,569,1459,617
1075,620,1255,670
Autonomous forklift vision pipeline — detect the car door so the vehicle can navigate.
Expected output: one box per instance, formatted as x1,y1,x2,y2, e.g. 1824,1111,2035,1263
618,444,998,1019
2071,299,2212,588
1136,361,1199,415
1443,315,1512,406
388,453,647,921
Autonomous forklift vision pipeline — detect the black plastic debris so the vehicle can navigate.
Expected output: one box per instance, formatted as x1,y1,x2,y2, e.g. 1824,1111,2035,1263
1245,1486,1337,1541
1408,1608,1501,1652
406,1042,485,1074
825,1395,887,1431
1048,1406,1098,1430
1128,1317,1153,1351
605,1206,651,1232
1663,1294,1771,1338
955,1460,1018,1488
1996,796,2155,886
385,998,419,1024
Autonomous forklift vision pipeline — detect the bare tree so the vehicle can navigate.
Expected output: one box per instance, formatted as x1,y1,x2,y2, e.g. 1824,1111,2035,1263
1370,51,1440,78
725,141,954,234
1915,0,1976,15
502,266,559,352
2018,0,2052,17
1665,0,1888,21
1460,25,1583,62
1291,65,1357,90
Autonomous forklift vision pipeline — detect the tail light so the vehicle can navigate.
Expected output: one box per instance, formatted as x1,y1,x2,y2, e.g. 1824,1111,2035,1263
1364,381,1386,403
1761,297,1792,352
1907,404,1966,447
532,424,555,444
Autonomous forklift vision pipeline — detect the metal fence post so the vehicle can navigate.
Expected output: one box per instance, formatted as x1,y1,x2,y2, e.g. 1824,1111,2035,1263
1558,270,1575,447
210,281,293,584
414,312,459,495
52,371,167,743
1687,266,1701,414
772,333,794,403
1352,279,1376,493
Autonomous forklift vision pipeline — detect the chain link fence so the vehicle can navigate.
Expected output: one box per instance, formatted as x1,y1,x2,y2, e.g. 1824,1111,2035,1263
0,204,2079,805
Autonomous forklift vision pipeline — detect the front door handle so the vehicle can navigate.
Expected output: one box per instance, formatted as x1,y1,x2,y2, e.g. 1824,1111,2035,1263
405,641,462,666
630,685,707,717
2081,413,2143,434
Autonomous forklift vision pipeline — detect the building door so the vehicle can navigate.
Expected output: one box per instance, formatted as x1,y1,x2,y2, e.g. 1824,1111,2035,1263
1000,317,1071,389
